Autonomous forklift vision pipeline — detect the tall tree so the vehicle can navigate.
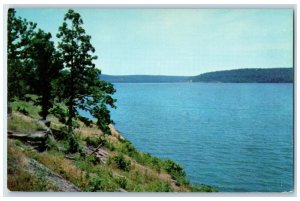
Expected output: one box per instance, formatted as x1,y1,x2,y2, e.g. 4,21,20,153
29,29,63,120
7,8,37,101
57,9,116,152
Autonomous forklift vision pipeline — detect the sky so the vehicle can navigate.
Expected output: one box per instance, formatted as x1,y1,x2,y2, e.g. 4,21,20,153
15,8,293,76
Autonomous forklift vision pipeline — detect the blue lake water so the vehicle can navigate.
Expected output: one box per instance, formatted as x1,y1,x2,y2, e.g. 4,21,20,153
85,83,294,192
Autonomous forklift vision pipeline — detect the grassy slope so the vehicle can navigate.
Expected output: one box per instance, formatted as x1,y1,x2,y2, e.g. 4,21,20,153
7,99,216,192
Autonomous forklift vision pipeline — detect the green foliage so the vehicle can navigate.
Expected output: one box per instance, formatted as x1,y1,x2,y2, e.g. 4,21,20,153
78,116,93,127
8,166,58,192
148,181,172,192
7,9,37,101
85,136,115,151
192,68,293,83
115,176,128,189
46,138,59,151
56,9,116,136
85,136,100,147
163,159,185,176
112,154,131,172
190,184,218,192
86,154,99,165
8,8,61,120
88,175,103,191
11,98,41,118
104,140,115,151
67,132,79,153
14,139,22,147
29,29,63,120
120,140,136,155
8,113,44,133
49,103,67,123
16,106,29,115
163,159,187,185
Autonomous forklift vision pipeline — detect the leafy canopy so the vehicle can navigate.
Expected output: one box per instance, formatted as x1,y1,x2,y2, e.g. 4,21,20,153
56,9,116,137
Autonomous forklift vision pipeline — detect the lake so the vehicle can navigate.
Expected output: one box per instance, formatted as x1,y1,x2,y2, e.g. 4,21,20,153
94,83,294,192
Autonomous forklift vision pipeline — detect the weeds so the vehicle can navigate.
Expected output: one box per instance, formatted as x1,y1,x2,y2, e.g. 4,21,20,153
112,154,131,171
8,112,44,133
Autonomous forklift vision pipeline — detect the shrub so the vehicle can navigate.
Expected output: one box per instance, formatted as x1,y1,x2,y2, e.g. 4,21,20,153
103,140,115,151
14,140,22,147
164,159,185,176
46,138,59,151
78,116,93,127
190,184,217,192
17,106,29,115
88,175,103,191
49,103,67,124
116,176,128,189
87,154,99,165
113,154,131,171
149,181,172,192
11,98,41,118
68,133,79,153
151,157,161,172
163,159,186,185
85,136,100,147
121,140,136,155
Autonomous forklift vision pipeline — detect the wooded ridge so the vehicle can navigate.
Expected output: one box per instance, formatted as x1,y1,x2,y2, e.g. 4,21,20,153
100,68,293,83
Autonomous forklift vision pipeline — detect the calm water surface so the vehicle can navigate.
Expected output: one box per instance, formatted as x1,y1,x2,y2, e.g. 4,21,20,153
103,83,293,192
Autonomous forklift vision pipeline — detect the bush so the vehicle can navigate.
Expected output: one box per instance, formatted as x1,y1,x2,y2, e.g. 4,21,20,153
49,103,67,124
149,181,172,192
46,138,59,151
17,106,29,115
103,140,115,151
14,140,22,147
189,184,217,192
163,159,186,185
85,136,101,147
68,133,79,153
11,98,41,118
78,116,93,127
88,175,103,191
87,154,99,165
113,154,131,171
164,159,185,176
116,176,128,189
121,140,136,155
151,157,162,172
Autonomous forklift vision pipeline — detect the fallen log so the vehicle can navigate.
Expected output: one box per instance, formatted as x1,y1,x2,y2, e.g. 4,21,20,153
65,155,76,160
88,143,103,157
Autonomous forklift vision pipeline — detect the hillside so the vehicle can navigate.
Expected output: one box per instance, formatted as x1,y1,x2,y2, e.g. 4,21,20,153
7,98,215,192
101,68,293,83
190,68,293,83
100,74,188,83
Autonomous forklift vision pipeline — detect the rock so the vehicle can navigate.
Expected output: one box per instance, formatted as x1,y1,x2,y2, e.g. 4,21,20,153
27,158,81,192
8,130,48,151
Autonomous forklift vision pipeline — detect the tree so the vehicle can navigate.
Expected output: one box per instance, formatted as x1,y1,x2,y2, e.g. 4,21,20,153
57,9,116,152
29,29,63,120
7,8,37,101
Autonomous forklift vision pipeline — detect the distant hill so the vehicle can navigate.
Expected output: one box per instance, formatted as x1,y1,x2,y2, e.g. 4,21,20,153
190,68,293,83
100,68,293,83
100,74,188,83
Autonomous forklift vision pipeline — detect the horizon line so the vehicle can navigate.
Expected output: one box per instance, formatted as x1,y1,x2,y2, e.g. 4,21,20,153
100,67,293,77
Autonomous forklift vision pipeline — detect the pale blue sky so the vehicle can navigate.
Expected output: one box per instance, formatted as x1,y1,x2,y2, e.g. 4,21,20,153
15,8,293,76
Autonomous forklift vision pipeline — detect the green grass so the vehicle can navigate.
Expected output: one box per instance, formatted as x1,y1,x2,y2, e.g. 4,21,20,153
7,141,59,192
8,112,45,133
10,96,41,119
7,98,217,192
